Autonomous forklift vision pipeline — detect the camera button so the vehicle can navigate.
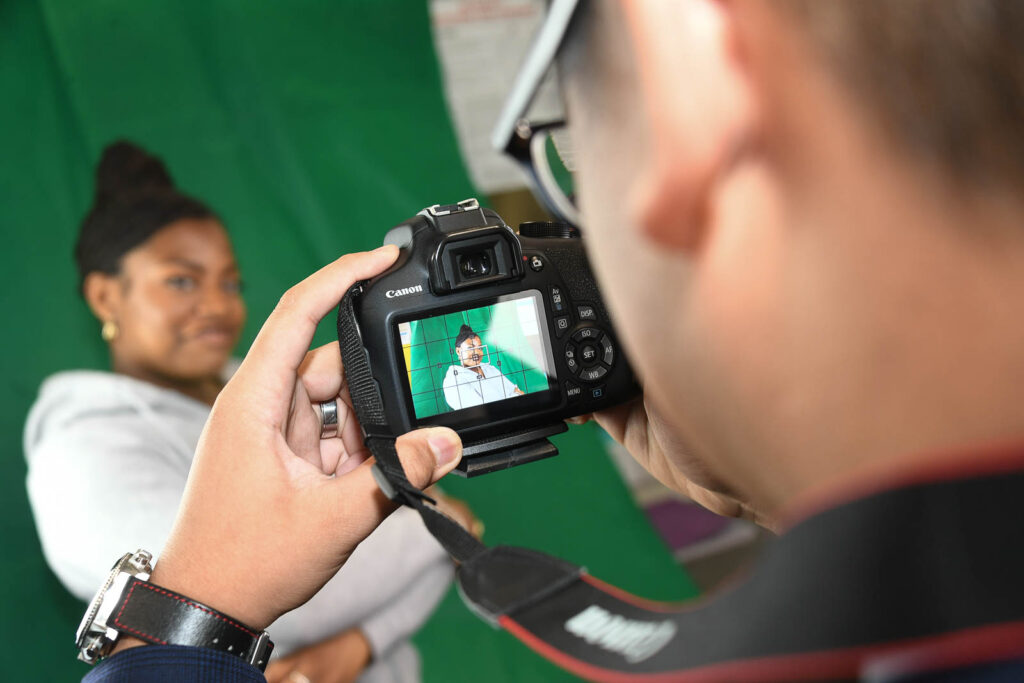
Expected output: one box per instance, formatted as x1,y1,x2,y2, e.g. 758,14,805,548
577,304,598,321
590,385,606,400
599,337,615,366
550,286,566,313
579,365,609,382
565,348,581,374
580,343,599,365
571,327,601,344
530,255,545,272
565,344,581,374
554,315,572,337
566,382,583,402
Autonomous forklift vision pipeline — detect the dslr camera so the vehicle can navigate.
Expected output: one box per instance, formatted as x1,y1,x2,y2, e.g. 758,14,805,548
337,198,637,476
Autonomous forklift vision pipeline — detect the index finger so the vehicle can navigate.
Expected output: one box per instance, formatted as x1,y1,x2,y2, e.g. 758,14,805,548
239,245,399,398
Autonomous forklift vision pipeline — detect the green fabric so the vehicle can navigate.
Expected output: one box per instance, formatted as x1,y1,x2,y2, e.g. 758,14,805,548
0,1,698,680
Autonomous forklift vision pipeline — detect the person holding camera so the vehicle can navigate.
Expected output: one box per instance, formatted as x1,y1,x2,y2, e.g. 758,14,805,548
76,0,1024,680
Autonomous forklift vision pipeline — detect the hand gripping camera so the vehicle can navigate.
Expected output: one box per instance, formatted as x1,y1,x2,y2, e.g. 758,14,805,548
337,199,637,476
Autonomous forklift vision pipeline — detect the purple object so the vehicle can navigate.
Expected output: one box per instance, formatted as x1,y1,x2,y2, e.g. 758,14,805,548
645,500,732,551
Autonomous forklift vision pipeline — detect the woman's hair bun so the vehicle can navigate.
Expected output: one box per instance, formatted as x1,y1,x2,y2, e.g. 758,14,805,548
94,140,175,205
75,139,216,292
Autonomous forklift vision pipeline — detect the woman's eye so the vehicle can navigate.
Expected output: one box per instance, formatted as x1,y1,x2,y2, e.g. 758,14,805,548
222,279,244,295
166,275,197,291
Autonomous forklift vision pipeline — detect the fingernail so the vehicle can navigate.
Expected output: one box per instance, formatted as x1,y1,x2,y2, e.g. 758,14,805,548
428,430,459,468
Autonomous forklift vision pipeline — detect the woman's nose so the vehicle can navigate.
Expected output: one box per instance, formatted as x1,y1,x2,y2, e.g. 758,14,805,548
196,283,235,316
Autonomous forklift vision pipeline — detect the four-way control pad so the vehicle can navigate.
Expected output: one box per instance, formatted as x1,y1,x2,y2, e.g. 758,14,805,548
564,326,615,383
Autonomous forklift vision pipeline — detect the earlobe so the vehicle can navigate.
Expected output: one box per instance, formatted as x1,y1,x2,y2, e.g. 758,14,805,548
82,272,121,327
620,0,756,254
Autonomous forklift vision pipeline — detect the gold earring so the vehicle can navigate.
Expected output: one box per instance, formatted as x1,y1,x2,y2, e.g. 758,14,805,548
101,320,119,342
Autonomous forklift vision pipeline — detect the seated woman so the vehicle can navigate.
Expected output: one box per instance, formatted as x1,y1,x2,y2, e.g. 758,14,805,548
24,141,467,683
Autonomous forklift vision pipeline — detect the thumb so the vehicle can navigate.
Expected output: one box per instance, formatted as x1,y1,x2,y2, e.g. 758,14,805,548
394,427,463,489
322,427,463,546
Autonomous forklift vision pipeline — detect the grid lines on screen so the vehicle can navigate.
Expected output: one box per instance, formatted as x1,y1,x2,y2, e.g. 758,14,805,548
399,295,549,419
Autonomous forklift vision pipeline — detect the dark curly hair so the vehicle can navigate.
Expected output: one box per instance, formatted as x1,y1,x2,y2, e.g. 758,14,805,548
74,140,217,292
454,324,479,349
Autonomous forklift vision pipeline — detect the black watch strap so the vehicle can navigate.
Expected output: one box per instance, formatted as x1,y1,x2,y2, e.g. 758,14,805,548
112,578,274,671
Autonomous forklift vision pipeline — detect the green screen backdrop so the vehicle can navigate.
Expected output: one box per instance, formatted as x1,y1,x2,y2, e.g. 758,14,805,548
0,1,697,680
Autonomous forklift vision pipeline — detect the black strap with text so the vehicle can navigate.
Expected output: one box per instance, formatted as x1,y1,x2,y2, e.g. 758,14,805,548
363,435,1024,682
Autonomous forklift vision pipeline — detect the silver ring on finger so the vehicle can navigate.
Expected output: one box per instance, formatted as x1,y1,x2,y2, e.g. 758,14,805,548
319,399,339,439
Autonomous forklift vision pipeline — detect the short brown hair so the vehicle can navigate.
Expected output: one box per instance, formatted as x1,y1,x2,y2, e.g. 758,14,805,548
781,1,1024,192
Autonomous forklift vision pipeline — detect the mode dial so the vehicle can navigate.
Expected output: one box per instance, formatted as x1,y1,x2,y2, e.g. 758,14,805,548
518,221,579,239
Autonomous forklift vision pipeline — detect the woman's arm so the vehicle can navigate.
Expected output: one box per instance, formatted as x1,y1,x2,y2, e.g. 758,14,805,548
266,506,452,656
26,415,189,600
264,628,371,683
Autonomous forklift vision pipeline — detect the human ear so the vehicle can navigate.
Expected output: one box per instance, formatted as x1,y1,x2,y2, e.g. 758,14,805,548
82,272,122,326
620,0,756,253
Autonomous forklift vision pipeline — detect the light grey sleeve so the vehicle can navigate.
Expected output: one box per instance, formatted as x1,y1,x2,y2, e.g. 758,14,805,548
268,507,453,658
442,367,460,411
25,414,189,601
360,552,454,660
499,371,520,398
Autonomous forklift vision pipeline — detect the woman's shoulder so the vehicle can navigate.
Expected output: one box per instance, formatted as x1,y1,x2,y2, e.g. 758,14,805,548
24,370,206,457
33,369,162,407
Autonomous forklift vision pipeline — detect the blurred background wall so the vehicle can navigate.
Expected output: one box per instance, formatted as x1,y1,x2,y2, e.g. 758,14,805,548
0,1,696,680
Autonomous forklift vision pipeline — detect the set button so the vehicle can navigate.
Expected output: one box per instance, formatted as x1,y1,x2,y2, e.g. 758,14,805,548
563,327,616,384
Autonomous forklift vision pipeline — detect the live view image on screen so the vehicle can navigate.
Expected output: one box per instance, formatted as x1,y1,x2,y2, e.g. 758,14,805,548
398,292,551,420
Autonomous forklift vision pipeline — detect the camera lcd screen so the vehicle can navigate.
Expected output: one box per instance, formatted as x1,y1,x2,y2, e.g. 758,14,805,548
398,291,555,421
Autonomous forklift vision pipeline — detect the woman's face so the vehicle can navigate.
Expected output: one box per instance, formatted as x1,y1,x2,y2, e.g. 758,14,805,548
103,218,246,382
457,335,484,367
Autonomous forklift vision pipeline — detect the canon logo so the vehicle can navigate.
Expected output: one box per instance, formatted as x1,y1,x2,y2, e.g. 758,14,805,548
385,285,424,299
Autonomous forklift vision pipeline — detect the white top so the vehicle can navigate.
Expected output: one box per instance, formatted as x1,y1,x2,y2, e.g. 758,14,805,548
24,370,453,680
442,363,520,410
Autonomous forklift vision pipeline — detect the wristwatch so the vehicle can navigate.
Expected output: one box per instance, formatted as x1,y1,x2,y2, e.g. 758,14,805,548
75,549,274,671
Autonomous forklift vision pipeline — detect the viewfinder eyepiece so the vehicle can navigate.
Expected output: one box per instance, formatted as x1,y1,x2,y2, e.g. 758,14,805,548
459,251,492,279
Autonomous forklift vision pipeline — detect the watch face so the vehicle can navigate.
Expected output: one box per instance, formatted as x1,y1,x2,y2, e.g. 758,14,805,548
76,553,131,659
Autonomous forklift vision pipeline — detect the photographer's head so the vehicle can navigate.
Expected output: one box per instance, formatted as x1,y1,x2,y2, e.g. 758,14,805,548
77,141,246,395
555,1,1024,517
454,325,484,368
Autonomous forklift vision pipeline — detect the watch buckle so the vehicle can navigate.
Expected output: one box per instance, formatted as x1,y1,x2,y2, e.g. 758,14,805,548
247,631,274,670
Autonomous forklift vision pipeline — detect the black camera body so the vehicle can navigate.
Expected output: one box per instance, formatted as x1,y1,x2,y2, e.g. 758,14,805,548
337,199,637,476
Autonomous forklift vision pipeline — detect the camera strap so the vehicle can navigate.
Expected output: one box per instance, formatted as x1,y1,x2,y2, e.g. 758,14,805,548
364,437,1024,682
